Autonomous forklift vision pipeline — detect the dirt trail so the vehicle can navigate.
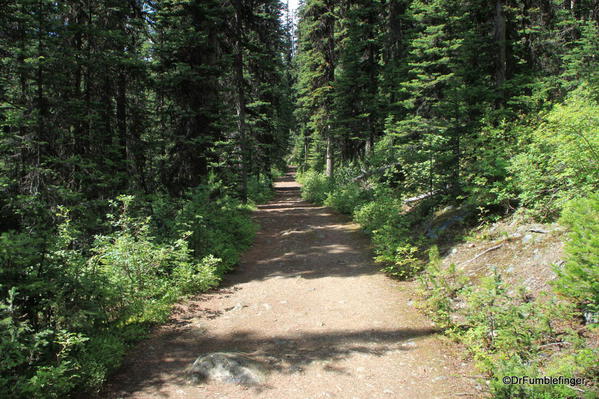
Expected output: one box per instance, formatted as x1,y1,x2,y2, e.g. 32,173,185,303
103,169,480,399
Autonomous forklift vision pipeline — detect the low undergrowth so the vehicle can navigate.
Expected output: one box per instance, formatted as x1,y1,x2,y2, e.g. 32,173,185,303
0,176,272,398
297,169,428,279
418,197,599,398
297,169,598,398
419,245,598,399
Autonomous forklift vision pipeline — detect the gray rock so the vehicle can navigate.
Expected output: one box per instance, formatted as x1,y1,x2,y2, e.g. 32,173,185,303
583,311,599,325
189,352,267,385
426,214,466,239
522,234,534,244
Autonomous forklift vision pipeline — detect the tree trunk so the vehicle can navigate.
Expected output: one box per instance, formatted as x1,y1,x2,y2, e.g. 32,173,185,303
117,72,128,166
233,0,248,202
494,0,507,90
325,131,334,178
324,0,336,178
364,136,373,156
35,0,46,195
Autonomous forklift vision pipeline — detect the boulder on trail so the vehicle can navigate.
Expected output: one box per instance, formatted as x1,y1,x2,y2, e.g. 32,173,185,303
189,352,267,386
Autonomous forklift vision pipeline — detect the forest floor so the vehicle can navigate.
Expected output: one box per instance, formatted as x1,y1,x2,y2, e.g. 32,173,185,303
101,169,482,399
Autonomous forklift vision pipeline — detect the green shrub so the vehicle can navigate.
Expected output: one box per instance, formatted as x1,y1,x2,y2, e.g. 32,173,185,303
173,185,257,272
298,167,425,279
90,195,224,322
490,349,598,399
419,256,599,399
554,194,599,317
462,120,529,212
353,196,403,234
297,170,330,203
356,197,428,280
452,270,596,398
324,182,367,214
418,246,469,328
459,273,558,371
74,333,126,390
509,87,599,220
247,174,274,204
0,288,91,399
368,216,425,279
376,241,422,279
173,254,220,295
0,187,258,398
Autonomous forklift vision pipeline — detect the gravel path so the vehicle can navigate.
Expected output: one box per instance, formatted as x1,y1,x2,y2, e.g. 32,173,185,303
102,169,480,399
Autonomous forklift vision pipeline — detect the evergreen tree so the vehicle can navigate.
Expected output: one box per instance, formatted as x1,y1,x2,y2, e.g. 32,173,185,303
295,0,337,176
151,0,229,196
333,0,384,161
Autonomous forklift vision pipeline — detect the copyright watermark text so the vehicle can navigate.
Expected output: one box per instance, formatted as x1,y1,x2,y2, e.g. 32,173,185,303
502,375,586,387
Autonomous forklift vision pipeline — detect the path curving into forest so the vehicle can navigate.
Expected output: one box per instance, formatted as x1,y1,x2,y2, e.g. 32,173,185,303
102,169,480,399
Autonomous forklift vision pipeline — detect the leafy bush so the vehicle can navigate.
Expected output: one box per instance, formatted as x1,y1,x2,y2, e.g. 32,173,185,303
299,169,425,279
247,174,274,204
0,181,264,398
462,119,529,213
0,239,102,397
90,195,221,323
418,246,468,328
324,182,367,214
358,206,424,279
353,196,403,233
459,273,558,371
376,241,422,279
509,87,599,220
553,194,599,318
297,170,330,203
172,184,258,272
419,263,599,399
490,347,598,399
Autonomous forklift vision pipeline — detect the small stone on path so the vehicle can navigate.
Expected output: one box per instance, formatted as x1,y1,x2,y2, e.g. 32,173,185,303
189,352,267,386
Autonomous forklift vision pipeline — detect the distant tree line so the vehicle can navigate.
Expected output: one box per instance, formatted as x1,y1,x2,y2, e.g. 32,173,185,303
294,0,598,216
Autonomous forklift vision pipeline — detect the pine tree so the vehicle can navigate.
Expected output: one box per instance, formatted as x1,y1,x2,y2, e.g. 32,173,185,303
295,0,337,176
389,0,467,196
151,0,229,195
333,0,384,161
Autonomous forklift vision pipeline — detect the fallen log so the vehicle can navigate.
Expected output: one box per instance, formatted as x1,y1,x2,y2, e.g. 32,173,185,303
403,190,438,204
352,163,401,182
461,244,504,266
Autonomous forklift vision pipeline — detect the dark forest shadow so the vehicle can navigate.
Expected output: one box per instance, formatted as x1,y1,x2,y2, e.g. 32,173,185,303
103,326,438,397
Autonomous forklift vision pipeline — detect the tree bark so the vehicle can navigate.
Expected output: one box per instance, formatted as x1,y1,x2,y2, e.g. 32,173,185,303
232,0,248,202
494,0,507,90
324,0,336,178
325,131,334,178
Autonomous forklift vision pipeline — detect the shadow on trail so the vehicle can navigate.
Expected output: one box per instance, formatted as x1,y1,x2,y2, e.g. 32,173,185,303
105,326,437,397
97,168,445,399
222,169,381,284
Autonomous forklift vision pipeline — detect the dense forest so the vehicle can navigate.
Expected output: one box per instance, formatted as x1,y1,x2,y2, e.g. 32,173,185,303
293,0,598,398
0,1,292,397
294,0,598,217
1,0,598,398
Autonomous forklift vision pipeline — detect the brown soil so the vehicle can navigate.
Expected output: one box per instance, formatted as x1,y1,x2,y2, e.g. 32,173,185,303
101,169,481,399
